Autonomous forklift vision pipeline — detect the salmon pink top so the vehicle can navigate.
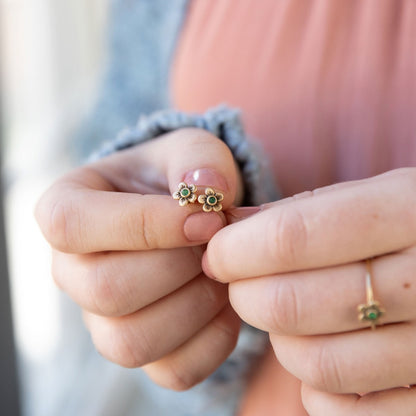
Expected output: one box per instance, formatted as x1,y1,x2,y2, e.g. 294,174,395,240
172,0,416,197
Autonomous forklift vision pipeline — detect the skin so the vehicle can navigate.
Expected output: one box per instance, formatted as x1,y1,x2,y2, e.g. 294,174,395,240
36,127,416,413
35,128,243,391
203,167,416,415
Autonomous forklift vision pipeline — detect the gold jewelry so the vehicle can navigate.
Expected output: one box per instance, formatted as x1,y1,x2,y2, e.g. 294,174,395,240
357,259,385,330
172,182,197,206
198,188,224,212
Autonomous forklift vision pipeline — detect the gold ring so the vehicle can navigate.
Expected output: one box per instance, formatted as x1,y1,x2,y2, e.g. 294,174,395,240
357,259,385,330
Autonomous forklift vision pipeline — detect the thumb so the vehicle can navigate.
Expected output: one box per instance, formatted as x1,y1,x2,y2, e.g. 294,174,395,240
165,128,243,241
36,127,243,253
225,206,262,225
166,128,243,207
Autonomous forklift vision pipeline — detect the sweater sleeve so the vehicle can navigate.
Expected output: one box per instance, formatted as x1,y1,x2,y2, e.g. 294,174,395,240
89,105,280,206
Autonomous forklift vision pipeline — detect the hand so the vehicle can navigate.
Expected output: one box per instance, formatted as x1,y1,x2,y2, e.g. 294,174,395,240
35,128,242,390
203,168,416,414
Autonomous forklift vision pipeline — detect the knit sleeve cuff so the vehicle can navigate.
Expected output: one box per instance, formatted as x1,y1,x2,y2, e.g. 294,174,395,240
90,105,280,205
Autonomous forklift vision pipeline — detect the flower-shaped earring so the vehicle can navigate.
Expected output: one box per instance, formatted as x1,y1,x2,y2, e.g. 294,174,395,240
172,182,197,206
198,188,224,212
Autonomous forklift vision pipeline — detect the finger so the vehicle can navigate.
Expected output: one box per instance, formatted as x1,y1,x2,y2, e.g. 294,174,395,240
84,274,229,368
227,180,366,225
225,180,366,224
270,322,416,394
53,246,204,317
228,249,416,335
203,168,416,282
302,383,416,416
35,128,241,253
143,305,240,391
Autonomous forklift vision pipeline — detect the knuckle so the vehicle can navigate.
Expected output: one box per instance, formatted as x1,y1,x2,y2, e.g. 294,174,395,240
122,201,155,250
36,192,80,252
211,313,240,352
198,277,229,310
268,279,301,334
86,259,126,317
151,363,199,392
138,204,154,249
170,317,237,391
266,207,309,270
306,343,344,393
112,343,146,369
96,320,152,368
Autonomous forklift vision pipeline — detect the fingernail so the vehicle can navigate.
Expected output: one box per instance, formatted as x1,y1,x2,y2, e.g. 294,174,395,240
201,251,217,280
184,211,225,242
183,168,228,192
226,206,261,223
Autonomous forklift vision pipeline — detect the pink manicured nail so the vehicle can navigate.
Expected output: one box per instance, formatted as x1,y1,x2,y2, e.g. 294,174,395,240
184,211,225,242
183,168,228,192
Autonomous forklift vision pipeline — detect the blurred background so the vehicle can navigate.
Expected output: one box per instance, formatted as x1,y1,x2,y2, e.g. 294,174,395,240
2,0,204,413
0,1,149,414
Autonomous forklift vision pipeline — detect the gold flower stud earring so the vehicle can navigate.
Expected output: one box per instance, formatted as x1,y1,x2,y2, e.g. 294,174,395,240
172,182,197,206
198,188,224,212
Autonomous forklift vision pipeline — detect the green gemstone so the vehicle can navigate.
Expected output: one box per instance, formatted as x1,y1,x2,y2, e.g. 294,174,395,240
181,188,190,197
367,311,378,320
208,196,217,205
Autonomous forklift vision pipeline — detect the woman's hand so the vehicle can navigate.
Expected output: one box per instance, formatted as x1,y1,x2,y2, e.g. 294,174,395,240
35,128,242,390
203,168,416,414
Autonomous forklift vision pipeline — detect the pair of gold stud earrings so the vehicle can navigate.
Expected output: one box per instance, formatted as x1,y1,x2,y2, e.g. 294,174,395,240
172,182,224,212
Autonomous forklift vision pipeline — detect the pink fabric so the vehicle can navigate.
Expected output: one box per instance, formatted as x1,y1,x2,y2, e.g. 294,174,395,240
171,0,416,197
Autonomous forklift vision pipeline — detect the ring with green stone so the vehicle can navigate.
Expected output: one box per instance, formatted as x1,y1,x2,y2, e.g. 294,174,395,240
357,259,385,330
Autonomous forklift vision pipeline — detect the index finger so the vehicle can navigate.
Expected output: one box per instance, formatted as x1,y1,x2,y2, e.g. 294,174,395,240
37,183,224,253
204,168,416,282
35,129,239,253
